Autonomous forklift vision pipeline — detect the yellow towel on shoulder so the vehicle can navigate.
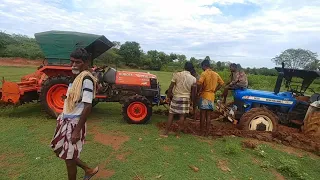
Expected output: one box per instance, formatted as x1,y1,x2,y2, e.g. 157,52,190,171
65,70,97,113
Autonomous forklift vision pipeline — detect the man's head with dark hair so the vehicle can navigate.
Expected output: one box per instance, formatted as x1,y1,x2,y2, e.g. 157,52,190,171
184,61,195,73
201,59,210,71
229,63,238,72
70,48,89,62
70,48,90,75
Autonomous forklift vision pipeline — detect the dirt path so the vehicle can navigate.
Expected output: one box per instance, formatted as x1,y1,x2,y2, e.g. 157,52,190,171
92,127,130,150
155,110,320,156
88,125,131,179
0,58,42,67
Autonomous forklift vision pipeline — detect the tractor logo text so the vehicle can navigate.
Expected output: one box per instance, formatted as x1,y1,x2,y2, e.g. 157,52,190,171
119,72,133,76
242,96,294,105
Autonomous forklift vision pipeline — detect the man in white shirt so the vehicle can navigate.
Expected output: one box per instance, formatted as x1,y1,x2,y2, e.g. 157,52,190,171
50,48,99,180
161,62,197,137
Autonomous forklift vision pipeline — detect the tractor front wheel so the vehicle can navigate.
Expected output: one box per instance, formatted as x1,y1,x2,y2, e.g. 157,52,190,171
238,108,278,132
40,76,70,118
122,95,152,124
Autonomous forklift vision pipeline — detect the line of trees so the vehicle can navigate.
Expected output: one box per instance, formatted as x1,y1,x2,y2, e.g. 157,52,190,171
1,31,319,75
0,32,44,59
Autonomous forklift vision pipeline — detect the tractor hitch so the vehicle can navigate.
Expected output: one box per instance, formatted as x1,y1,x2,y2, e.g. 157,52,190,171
216,100,238,124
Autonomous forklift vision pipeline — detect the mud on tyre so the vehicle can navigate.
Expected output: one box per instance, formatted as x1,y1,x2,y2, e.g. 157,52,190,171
40,76,71,118
238,107,278,132
122,95,152,124
303,111,320,137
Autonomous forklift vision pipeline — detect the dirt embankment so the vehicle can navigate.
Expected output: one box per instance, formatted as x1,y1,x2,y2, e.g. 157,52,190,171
155,110,320,156
0,58,43,67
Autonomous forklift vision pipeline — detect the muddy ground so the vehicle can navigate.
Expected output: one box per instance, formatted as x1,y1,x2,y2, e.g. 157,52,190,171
154,109,320,156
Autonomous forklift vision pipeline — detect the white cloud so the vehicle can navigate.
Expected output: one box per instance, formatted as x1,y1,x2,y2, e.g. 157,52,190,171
1,0,320,68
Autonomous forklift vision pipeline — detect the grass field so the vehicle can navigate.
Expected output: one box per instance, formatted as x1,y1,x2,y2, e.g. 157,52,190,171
0,66,320,180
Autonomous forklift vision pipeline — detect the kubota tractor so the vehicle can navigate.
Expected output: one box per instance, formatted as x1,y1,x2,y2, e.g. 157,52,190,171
216,63,320,132
0,31,166,124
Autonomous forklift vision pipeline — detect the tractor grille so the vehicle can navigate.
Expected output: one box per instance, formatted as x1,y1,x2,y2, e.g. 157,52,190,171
150,78,158,89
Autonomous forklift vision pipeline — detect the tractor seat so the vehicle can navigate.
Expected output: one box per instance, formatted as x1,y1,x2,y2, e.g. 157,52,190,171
103,67,117,84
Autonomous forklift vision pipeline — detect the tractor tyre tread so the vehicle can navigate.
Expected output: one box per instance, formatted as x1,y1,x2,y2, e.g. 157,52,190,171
238,107,278,132
303,111,320,137
122,95,152,124
40,76,71,118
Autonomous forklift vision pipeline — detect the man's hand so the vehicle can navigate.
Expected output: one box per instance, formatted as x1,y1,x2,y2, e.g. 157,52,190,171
71,130,80,144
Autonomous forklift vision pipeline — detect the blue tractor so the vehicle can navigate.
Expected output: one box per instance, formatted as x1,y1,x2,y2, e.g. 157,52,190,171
216,64,320,132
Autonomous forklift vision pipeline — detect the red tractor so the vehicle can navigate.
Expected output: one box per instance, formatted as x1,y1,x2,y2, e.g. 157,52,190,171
0,31,166,124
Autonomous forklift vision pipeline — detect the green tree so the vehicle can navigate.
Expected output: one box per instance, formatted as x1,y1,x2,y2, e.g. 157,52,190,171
169,53,178,61
177,54,187,63
190,57,198,65
0,32,13,51
304,60,320,71
159,52,171,64
97,48,123,65
0,33,43,59
216,61,224,71
271,48,318,69
140,53,152,69
147,50,162,70
118,41,142,66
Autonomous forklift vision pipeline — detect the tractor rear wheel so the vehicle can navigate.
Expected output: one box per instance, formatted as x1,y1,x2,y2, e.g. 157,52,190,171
238,108,278,132
303,111,320,137
40,76,71,118
122,95,152,124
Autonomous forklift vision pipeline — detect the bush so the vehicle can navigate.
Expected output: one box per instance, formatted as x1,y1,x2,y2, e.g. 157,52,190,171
277,157,310,180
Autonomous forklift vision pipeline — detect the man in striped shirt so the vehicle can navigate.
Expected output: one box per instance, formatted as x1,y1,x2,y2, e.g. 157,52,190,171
50,48,99,180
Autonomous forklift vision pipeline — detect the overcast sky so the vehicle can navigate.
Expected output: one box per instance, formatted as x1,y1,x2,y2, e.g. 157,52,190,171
1,0,320,68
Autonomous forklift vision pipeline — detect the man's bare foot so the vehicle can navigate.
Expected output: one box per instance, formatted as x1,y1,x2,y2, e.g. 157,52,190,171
83,166,99,180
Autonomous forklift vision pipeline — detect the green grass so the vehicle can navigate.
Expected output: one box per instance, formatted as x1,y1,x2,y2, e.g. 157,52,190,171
0,66,320,180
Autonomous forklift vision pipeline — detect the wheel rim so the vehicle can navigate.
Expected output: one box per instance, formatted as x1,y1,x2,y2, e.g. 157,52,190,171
127,102,148,122
249,115,274,131
46,84,68,114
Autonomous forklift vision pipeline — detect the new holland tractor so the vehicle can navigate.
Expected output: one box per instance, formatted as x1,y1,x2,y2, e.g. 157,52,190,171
0,31,166,124
216,63,320,132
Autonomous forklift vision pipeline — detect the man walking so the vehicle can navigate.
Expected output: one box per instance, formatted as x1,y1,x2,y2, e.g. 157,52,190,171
197,60,224,136
222,63,248,103
161,62,197,137
50,48,99,180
